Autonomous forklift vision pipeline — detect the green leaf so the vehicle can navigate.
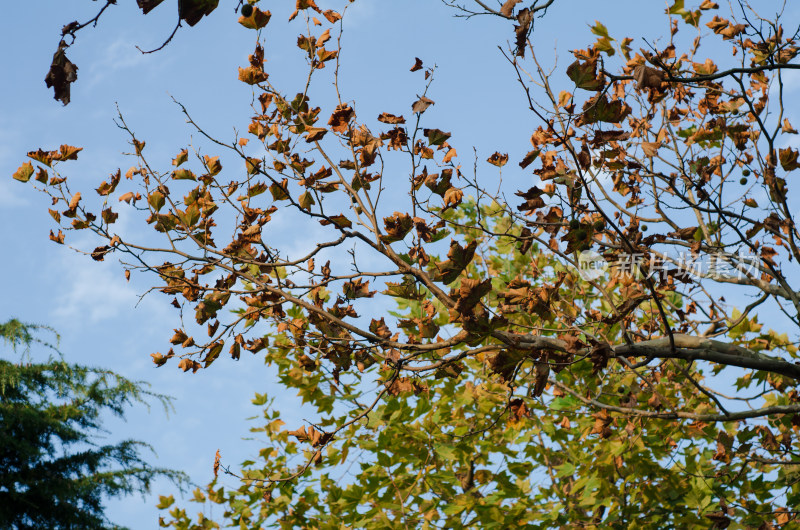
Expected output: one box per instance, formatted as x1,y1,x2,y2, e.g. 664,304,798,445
148,191,165,212
424,128,451,146
566,60,603,91
434,442,457,461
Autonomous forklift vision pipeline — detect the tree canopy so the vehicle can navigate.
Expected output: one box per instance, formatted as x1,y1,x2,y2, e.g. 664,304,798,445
13,0,800,527
0,319,187,529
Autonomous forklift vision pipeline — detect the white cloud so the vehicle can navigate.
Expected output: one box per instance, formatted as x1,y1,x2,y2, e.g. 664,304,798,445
0,177,30,208
52,251,164,325
83,35,153,90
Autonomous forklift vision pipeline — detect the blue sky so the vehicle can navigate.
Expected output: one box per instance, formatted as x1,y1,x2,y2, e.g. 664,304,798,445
3,1,798,527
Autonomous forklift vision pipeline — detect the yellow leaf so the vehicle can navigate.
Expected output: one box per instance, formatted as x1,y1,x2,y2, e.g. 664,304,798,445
12,162,34,182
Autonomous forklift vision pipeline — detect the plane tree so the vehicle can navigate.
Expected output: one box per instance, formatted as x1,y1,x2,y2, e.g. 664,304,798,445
14,0,800,527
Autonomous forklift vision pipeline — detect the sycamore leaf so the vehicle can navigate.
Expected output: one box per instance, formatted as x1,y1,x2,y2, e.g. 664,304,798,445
453,278,492,315
320,214,352,229
28,149,55,167
430,240,478,284
172,169,196,181
381,212,413,243
238,7,271,29
410,57,423,72
269,180,289,201
520,149,540,169
305,127,328,142
177,358,201,373
12,162,34,182
443,187,463,210
641,142,661,157
500,0,521,17
179,0,219,26
424,128,451,146
45,40,78,105
566,60,604,91
148,191,165,212
577,94,631,125
68,192,81,210
779,148,800,171
49,229,65,244
378,113,405,124
487,152,509,167
411,96,435,114
298,191,315,210
385,377,427,396
238,66,269,85
204,155,222,176
328,104,354,133
322,9,341,23
172,149,188,167
289,0,322,22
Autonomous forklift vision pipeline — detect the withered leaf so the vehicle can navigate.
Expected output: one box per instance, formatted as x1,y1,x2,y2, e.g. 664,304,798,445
55,145,82,161
430,240,478,284
289,0,321,21
641,141,661,157
12,162,34,182
49,229,65,244
500,0,522,17
343,278,375,298
410,57,423,72
328,104,354,133
238,7,271,29
45,40,78,105
566,60,604,91
178,0,219,27
28,149,55,167
177,358,201,373
442,187,463,210
516,186,546,214
411,96,435,114
204,155,221,176
378,113,405,124
238,66,269,85
172,149,188,167
633,65,667,89
487,152,509,167
385,377,427,396
369,317,392,338
453,278,492,315
137,0,167,14
91,245,111,261
519,149,540,169
577,94,631,125
320,214,352,229
68,192,81,210
381,212,413,243
779,148,800,171
514,8,532,57
532,362,549,397
322,9,341,23
305,127,328,142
